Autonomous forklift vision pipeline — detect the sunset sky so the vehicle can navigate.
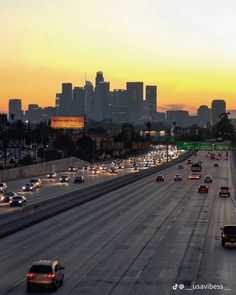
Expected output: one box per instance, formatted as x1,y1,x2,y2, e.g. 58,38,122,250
1,0,236,113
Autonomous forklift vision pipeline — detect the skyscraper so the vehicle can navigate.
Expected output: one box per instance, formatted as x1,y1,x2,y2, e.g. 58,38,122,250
126,82,144,122
146,86,157,119
73,87,85,116
84,81,94,119
8,98,23,120
94,81,110,120
211,99,226,126
59,83,73,116
95,71,104,87
197,105,211,127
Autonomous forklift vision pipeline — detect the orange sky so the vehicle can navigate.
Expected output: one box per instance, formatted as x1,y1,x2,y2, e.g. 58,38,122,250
1,0,236,113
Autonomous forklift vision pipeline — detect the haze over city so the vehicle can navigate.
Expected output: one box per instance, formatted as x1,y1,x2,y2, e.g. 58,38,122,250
1,0,236,112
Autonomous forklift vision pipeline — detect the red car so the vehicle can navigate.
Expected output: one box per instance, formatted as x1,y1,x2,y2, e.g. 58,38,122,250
198,184,209,193
188,173,201,179
156,175,164,182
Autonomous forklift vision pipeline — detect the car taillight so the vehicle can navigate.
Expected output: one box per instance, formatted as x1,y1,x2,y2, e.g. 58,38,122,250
27,273,34,278
47,274,56,279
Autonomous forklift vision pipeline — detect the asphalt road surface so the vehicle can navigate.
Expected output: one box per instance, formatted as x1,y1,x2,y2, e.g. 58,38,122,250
0,151,234,295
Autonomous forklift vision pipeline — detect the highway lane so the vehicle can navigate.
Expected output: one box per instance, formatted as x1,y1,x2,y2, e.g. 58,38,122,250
0,156,157,215
0,151,233,295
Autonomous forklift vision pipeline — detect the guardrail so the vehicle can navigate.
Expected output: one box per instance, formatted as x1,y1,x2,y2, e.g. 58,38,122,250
0,151,194,239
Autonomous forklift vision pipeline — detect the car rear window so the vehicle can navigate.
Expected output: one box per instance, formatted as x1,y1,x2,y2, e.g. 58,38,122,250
12,197,22,200
224,227,236,234
30,265,52,274
221,187,228,190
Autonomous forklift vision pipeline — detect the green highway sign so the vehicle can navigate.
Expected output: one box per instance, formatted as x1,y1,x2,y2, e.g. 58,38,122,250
176,142,231,151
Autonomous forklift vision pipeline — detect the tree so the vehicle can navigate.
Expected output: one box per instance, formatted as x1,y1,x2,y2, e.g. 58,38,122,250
76,135,95,162
212,114,235,141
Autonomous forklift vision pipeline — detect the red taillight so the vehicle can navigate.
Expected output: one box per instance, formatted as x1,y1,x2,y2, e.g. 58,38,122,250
27,273,34,278
47,274,56,279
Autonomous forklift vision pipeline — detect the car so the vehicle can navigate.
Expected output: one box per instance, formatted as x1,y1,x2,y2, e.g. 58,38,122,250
91,169,99,175
198,184,209,193
83,165,88,170
188,173,201,179
221,225,236,247
219,186,230,197
117,163,124,169
174,174,182,181
204,175,213,183
0,182,7,193
214,163,219,167
26,260,65,292
156,175,164,182
47,172,57,179
178,164,183,169
143,163,150,168
198,160,202,164
30,178,42,188
132,165,139,171
68,167,78,172
109,167,117,174
187,159,193,165
74,176,85,183
59,175,70,183
9,195,27,207
22,183,37,192
9,157,16,164
1,191,17,203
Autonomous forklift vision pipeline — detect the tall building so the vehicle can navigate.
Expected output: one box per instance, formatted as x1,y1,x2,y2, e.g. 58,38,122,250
84,81,94,119
94,72,110,121
211,99,226,126
109,89,128,123
146,85,157,119
95,71,104,87
197,105,211,127
73,87,85,116
57,83,73,116
8,99,23,120
126,82,143,110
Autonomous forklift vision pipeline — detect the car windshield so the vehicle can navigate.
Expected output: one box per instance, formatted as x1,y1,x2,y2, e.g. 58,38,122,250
29,265,52,274
5,192,14,196
30,179,38,182
12,197,22,200
223,227,236,234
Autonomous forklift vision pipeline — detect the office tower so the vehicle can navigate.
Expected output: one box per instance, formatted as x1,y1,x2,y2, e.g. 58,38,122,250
166,110,189,127
94,72,110,121
197,105,211,127
84,81,94,119
95,71,104,87
94,81,110,120
8,98,23,120
126,82,143,110
58,83,73,116
146,85,157,119
73,87,85,116
109,89,128,123
211,99,226,126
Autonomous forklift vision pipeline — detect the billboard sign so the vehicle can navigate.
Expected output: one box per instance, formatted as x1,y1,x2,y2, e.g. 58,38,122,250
51,116,84,129
176,142,231,151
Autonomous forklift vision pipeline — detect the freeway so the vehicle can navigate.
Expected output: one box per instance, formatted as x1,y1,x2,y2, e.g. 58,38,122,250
0,153,162,215
0,151,234,295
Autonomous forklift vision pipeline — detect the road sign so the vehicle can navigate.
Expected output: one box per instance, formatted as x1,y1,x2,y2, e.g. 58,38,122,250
176,142,231,151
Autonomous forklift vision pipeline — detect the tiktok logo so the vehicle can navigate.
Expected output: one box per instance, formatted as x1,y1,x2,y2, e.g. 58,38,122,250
173,283,178,290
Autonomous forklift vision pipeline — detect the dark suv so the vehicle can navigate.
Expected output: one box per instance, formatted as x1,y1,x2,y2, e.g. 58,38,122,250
26,260,65,291
221,225,236,247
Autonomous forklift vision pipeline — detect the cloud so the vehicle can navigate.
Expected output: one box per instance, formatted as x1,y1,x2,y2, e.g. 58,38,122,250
159,103,196,113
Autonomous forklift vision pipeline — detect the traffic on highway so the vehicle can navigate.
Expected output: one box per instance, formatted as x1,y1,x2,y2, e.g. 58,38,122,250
0,146,178,214
0,150,235,295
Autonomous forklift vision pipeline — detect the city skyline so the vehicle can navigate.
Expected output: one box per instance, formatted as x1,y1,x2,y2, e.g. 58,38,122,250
1,0,236,113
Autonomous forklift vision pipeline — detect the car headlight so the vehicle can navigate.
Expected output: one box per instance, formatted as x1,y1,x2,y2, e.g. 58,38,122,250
19,200,22,203
22,187,26,189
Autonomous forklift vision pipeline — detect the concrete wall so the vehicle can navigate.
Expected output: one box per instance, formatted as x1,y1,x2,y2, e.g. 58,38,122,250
0,157,89,182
